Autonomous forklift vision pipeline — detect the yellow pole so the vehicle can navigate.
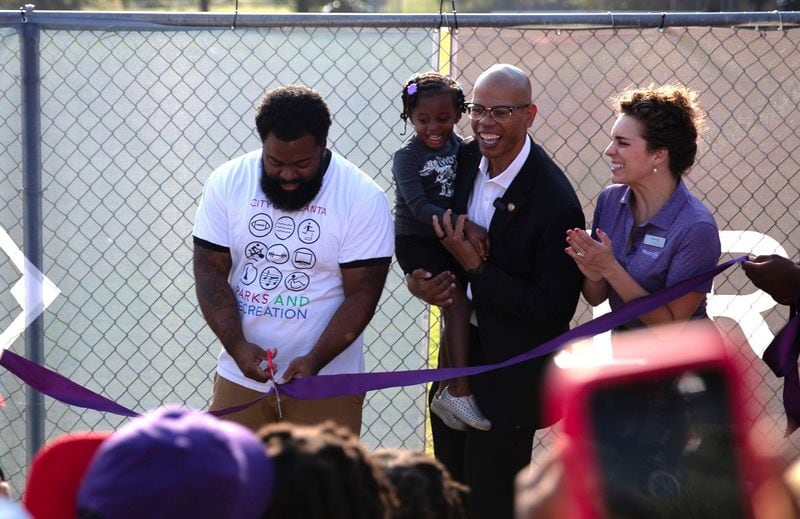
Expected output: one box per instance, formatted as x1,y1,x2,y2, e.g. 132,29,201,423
424,25,453,456
438,26,452,76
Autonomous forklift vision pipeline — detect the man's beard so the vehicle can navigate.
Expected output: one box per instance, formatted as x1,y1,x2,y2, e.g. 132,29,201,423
260,151,327,211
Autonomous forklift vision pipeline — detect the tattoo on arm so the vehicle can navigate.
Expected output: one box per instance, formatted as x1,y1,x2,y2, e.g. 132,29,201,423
193,246,245,350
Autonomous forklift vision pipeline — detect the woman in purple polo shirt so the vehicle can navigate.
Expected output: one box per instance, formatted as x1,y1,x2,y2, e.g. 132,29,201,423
565,83,720,330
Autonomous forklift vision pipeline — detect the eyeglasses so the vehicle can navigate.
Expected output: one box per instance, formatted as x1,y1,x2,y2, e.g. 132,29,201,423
465,103,530,122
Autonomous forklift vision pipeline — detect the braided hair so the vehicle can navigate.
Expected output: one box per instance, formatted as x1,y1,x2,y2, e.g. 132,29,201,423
400,71,466,127
372,449,468,519
260,422,398,519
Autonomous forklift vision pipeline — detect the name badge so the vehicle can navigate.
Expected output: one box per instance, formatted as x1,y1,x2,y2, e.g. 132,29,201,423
643,234,666,248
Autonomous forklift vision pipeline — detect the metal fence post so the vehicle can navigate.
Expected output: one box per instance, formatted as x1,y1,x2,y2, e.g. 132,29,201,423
19,4,45,460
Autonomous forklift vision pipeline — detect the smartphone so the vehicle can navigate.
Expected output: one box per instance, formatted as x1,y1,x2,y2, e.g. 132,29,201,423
544,322,776,519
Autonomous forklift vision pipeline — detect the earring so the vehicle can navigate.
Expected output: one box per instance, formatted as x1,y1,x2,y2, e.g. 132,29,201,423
653,166,658,174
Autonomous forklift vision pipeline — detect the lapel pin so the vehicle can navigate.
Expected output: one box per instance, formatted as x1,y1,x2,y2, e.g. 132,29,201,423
507,203,516,212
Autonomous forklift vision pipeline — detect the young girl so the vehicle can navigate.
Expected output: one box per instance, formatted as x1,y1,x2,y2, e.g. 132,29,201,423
392,71,491,431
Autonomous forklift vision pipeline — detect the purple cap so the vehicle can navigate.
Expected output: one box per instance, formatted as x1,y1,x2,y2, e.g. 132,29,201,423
76,406,273,519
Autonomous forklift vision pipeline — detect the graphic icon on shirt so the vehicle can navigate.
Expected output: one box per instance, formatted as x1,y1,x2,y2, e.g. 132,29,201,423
275,216,295,240
241,263,258,285
259,266,282,290
267,244,290,264
420,156,455,198
245,241,267,260
297,219,320,244
292,248,316,269
249,214,273,237
285,272,310,291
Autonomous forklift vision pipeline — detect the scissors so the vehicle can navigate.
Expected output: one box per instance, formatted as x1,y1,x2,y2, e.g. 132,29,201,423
265,349,283,419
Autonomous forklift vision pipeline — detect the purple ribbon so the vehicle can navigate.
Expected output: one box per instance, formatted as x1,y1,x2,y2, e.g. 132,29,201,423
0,348,139,417
761,312,800,436
278,255,746,400
0,256,750,418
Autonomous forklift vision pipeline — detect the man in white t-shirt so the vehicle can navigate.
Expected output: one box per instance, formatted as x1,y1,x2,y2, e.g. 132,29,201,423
192,85,393,435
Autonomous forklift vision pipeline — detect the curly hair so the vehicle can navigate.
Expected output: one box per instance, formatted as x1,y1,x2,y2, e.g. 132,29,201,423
259,422,398,519
400,71,466,123
613,83,706,178
255,85,332,145
372,448,469,519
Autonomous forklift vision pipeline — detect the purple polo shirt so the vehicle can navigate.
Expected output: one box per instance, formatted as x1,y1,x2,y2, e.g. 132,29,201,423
592,181,720,329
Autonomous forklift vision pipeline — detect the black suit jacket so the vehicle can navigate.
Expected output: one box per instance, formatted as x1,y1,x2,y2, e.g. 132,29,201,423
454,137,585,430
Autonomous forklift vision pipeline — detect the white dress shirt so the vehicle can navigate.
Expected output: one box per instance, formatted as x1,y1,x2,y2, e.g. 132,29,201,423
466,136,532,324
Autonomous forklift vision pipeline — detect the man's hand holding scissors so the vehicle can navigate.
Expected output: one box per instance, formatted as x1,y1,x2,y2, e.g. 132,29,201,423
258,347,282,418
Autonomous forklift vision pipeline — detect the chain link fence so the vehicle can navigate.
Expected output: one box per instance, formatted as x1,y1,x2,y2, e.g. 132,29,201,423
1,9,799,495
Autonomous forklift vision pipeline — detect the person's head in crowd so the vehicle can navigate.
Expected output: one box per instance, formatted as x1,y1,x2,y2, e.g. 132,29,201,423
399,70,466,141
259,421,397,519
25,406,273,519
466,63,537,175
255,84,332,211
77,406,273,519
372,448,468,519
609,83,705,181
24,431,112,519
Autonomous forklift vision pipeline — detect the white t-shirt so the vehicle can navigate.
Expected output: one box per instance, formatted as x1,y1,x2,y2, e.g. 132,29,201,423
193,149,394,392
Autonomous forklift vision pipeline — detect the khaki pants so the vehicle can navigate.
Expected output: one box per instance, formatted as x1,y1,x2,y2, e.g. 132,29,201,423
209,374,365,436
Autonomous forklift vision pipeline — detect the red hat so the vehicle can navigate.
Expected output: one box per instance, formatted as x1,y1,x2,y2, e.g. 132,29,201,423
24,431,111,519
